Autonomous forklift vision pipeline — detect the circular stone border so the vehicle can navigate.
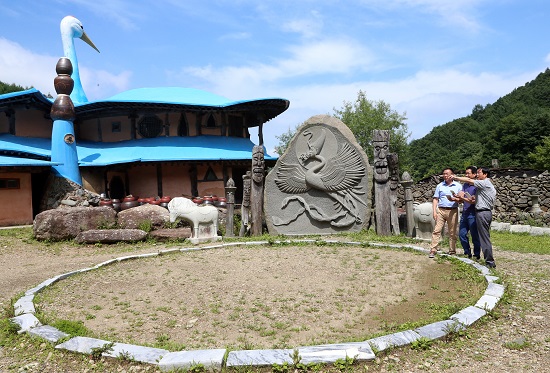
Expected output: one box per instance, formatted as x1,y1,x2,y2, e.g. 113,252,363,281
10,239,503,371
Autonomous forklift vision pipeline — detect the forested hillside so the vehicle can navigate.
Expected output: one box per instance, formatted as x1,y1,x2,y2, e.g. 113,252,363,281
409,68,550,179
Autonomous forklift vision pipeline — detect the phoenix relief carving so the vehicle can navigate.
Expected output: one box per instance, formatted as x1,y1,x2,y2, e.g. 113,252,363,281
273,127,367,227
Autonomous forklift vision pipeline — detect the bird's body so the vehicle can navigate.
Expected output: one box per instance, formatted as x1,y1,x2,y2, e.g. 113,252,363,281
274,128,367,225
60,16,99,104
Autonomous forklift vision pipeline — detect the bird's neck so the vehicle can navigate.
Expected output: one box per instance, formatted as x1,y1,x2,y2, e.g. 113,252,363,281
62,35,89,104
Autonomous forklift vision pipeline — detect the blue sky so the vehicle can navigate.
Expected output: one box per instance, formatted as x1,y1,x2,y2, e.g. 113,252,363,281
1,0,549,153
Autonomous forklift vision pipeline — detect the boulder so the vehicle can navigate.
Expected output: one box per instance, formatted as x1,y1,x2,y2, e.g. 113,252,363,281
265,114,371,235
33,206,116,241
75,229,147,244
117,204,169,230
148,228,192,241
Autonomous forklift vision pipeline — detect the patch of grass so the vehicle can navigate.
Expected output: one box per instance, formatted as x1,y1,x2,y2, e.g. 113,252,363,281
410,337,433,350
503,338,531,350
491,231,550,255
51,319,90,337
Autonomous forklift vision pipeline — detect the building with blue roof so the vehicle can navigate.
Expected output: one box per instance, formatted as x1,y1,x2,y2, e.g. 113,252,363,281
0,17,289,226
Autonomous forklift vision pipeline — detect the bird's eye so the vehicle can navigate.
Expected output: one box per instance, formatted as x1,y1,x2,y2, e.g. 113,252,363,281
80,25,84,29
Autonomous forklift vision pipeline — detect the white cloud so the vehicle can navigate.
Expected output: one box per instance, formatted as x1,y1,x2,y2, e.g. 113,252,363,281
364,0,485,32
0,38,57,93
0,37,132,101
281,10,324,39
179,38,375,98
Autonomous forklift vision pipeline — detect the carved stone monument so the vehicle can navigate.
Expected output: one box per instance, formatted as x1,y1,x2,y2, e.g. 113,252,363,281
400,171,415,237
413,202,435,240
373,130,391,235
265,115,371,235
225,178,237,237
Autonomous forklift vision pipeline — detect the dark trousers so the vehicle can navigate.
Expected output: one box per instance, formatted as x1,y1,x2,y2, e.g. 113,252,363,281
459,213,481,258
476,210,495,265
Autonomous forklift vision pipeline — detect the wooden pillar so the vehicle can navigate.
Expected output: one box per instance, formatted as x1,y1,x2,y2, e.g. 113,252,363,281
388,153,400,235
373,130,391,236
240,171,251,236
250,145,265,236
157,163,163,197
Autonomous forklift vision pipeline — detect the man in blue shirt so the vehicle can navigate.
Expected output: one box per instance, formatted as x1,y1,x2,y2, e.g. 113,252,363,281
457,166,481,259
429,168,462,258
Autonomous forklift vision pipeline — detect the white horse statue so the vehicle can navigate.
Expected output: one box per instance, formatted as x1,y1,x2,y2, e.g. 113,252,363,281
168,197,219,240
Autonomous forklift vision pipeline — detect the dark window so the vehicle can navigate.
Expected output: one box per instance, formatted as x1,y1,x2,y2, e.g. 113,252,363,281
0,178,20,189
229,115,244,137
204,167,218,181
112,121,121,132
138,114,163,138
178,113,189,136
206,114,216,128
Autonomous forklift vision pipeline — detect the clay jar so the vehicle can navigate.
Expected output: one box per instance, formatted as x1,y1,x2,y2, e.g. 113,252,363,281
160,196,171,203
192,197,203,205
121,200,139,210
203,196,213,205
111,199,121,212
99,199,112,207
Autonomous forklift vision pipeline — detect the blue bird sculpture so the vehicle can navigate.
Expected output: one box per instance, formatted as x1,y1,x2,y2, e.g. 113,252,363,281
60,15,100,104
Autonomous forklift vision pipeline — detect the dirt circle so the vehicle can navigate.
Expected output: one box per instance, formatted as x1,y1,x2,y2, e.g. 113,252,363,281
36,244,484,351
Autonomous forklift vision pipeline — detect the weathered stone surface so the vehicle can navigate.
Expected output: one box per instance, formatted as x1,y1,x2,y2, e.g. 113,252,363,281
265,115,371,235
158,349,226,372
365,330,421,351
226,349,294,367
450,306,486,326
33,206,116,241
148,228,192,241
75,229,147,244
56,336,113,354
415,320,462,340
14,295,35,316
117,204,169,230
104,343,168,364
10,314,41,334
413,202,435,240
297,343,375,364
28,325,69,343
510,224,531,233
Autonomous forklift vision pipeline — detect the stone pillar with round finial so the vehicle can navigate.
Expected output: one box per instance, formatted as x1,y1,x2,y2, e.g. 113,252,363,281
225,178,237,237
50,57,82,185
400,171,415,237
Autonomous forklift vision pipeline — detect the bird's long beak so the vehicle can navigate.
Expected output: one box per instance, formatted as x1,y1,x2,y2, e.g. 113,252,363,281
81,31,100,53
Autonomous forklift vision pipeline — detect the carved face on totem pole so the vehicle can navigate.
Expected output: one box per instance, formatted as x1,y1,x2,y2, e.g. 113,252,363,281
373,130,390,183
252,145,265,184
387,153,399,191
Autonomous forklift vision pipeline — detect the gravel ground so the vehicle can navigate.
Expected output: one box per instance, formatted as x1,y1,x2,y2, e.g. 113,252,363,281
0,232,549,372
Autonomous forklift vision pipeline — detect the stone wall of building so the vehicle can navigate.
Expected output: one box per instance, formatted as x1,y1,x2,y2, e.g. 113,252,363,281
396,169,550,227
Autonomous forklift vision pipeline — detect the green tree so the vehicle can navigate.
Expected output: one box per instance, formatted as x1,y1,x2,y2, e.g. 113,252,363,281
274,124,300,156
0,81,29,95
333,90,411,171
529,135,550,170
